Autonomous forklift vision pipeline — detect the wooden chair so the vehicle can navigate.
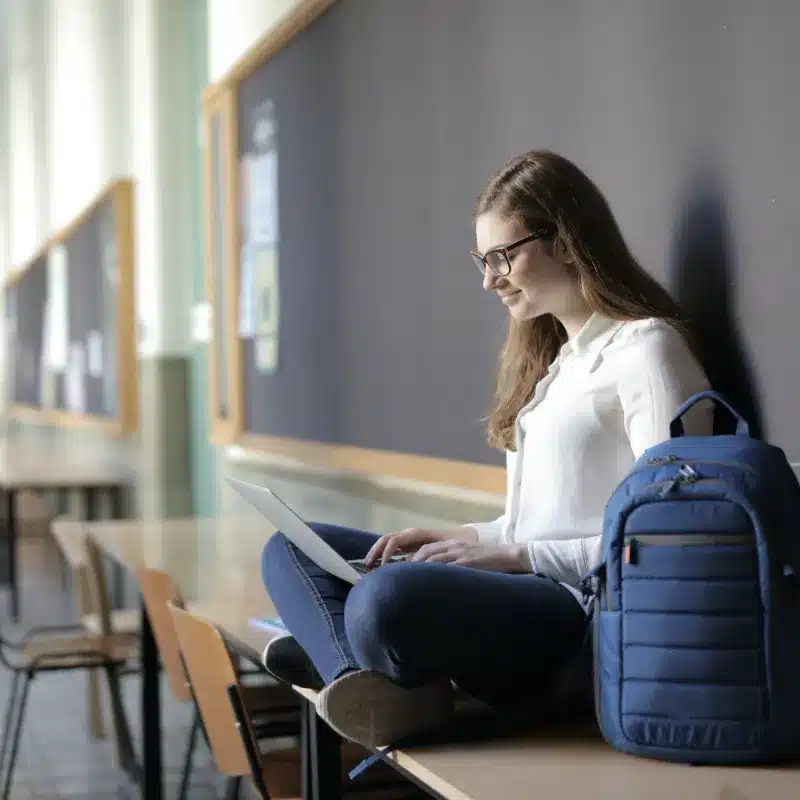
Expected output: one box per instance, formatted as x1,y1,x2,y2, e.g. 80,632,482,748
0,536,140,799
136,568,205,799
139,568,301,798
168,603,304,799
82,536,141,771
51,517,140,740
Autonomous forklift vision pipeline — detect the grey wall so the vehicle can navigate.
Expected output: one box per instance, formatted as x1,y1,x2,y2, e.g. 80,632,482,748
240,0,800,463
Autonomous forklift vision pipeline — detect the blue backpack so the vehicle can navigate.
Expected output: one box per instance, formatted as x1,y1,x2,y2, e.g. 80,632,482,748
589,390,800,764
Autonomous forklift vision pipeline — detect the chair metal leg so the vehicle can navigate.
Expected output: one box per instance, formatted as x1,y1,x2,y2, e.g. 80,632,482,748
57,545,70,592
6,490,20,622
88,669,107,739
1,671,32,800
0,672,21,779
104,664,141,784
177,706,200,800
223,775,242,800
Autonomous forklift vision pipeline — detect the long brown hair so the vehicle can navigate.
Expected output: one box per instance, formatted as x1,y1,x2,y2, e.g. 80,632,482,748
475,150,691,451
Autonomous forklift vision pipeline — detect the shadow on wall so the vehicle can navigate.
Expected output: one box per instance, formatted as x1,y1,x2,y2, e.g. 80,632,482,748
669,164,765,439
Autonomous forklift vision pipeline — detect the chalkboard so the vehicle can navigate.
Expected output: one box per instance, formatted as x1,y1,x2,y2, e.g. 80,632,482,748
6,180,137,432
235,0,506,465
232,0,800,464
62,193,119,417
10,257,48,408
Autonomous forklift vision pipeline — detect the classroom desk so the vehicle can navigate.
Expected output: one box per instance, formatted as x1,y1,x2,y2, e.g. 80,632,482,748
0,443,130,620
57,516,800,800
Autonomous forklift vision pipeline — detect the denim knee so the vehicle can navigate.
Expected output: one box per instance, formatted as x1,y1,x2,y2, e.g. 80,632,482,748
344,566,425,685
262,531,291,585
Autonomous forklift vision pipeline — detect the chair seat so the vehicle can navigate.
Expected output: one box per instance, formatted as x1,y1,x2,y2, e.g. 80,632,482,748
21,632,139,670
81,608,141,636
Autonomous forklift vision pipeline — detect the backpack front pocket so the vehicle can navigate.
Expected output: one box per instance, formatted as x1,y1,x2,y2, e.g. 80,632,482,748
617,501,767,751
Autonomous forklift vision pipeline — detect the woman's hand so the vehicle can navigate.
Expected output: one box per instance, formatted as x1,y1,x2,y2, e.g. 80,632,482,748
410,539,533,574
364,526,479,567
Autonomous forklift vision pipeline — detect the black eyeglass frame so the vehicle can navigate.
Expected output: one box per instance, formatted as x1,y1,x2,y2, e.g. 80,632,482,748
470,222,558,276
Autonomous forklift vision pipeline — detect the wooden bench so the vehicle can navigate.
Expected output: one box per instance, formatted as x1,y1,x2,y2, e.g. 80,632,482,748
54,516,799,800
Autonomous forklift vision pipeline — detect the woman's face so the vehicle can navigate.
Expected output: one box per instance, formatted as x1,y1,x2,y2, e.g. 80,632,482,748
474,211,581,323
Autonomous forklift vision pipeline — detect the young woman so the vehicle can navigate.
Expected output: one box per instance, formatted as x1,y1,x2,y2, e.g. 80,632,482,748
261,150,712,748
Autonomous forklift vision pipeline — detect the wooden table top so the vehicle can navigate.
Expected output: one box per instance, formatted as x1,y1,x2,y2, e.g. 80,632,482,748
0,442,131,489
63,515,799,800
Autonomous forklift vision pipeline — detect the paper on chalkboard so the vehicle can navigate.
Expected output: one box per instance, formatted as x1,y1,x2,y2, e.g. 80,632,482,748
87,331,103,378
243,148,278,247
65,344,86,412
254,247,279,337
45,246,69,371
255,335,278,374
238,248,256,339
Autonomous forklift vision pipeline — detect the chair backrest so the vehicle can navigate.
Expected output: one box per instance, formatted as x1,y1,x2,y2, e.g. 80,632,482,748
136,568,192,702
83,534,114,636
168,603,258,777
53,523,99,623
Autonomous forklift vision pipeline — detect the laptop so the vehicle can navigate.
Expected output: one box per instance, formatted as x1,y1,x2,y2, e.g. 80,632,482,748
226,476,406,584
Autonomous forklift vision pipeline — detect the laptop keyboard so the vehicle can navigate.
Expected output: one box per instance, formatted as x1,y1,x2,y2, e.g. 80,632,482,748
348,554,408,575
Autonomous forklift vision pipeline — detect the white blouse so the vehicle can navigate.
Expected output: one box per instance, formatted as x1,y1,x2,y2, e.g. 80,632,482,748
469,313,712,590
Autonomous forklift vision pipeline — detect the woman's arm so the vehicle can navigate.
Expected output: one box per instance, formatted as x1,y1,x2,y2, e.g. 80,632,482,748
462,517,504,545
618,324,713,455
527,323,712,585
528,535,602,586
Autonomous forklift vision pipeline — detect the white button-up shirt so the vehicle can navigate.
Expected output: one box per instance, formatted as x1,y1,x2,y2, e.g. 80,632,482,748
469,313,712,591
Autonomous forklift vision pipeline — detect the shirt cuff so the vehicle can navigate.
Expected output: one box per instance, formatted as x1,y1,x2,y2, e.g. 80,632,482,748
465,521,503,544
527,541,540,574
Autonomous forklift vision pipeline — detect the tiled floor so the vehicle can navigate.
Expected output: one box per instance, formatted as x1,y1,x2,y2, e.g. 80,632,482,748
0,534,232,799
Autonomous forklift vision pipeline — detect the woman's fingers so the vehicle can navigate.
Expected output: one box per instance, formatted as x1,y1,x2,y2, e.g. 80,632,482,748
411,539,462,563
381,530,419,563
368,529,453,566
424,551,461,564
364,535,390,567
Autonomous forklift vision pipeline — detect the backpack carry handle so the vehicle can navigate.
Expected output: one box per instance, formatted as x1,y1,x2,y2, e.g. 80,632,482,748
670,390,750,438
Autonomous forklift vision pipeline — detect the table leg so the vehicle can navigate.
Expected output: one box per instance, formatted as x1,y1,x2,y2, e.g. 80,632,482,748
6,489,19,622
141,596,163,799
108,486,126,608
84,486,97,522
303,700,342,800
56,489,70,592
302,701,313,799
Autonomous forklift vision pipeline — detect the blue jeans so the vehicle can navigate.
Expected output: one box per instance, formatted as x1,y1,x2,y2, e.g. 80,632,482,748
262,523,590,711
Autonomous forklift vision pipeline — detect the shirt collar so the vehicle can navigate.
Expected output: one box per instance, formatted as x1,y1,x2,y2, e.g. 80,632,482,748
560,312,626,361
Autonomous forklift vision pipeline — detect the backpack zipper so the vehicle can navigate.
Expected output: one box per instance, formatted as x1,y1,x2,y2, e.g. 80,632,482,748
647,466,709,498
592,596,602,725
645,456,758,474
623,533,754,565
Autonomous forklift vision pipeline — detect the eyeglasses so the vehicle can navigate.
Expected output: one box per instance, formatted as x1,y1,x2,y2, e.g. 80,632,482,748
470,222,557,276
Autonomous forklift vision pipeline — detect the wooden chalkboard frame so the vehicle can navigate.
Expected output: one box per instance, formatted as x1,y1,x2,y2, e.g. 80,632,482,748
203,83,241,444
3,179,138,434
201,0,505,494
